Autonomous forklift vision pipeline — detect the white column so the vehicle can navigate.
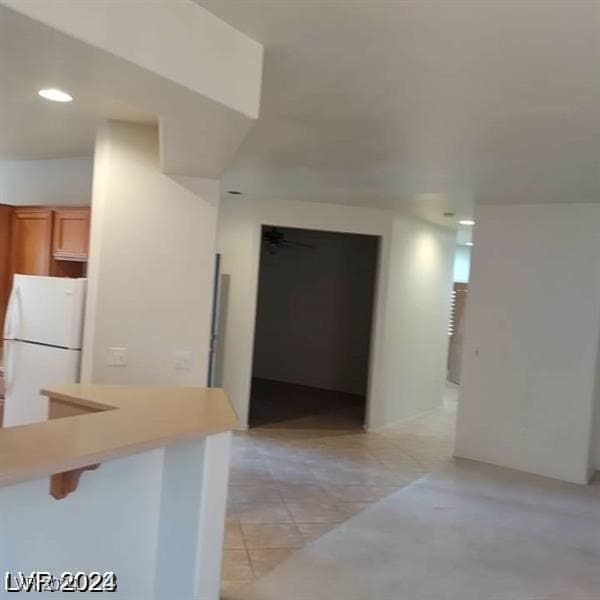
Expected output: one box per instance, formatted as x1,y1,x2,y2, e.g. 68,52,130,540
455,203,600,483
81,122,220,387
154,432,232,600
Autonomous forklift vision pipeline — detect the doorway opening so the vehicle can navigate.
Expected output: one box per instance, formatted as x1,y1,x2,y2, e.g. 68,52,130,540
447,282,467,385
446,243,471,407
249,225,380,430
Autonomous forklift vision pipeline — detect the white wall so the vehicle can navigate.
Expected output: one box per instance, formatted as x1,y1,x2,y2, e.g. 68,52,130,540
373,216,455,426
253,228,378,394
81,122,219,387
453,245,471,283
0,450,163,599
216,196,454,429
0,433,231,600
455,204,600,484
0,158,92,205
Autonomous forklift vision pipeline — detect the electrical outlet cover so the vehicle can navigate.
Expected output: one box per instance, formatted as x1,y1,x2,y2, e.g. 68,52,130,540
174,351,193,370
107,347,127,367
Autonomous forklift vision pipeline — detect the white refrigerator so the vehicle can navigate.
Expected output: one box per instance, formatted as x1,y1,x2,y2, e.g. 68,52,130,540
2,275,87,427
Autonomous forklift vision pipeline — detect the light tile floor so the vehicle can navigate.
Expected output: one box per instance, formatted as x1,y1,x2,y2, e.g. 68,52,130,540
225,459,600,600
221,384,458,593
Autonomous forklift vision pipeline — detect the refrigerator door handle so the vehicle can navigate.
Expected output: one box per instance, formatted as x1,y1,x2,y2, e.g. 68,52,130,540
3,283,20,340
4,342,13,394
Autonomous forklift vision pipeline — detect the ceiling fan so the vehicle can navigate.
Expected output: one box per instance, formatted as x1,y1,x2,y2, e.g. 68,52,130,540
262,227,315,255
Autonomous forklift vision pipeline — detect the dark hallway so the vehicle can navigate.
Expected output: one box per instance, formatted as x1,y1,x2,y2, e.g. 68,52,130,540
249,226,379,429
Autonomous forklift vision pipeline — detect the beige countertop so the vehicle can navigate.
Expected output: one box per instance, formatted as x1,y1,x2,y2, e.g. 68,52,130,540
0,384,238,489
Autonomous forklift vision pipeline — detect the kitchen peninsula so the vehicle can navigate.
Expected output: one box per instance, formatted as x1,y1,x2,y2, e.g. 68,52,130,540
0,384,237,599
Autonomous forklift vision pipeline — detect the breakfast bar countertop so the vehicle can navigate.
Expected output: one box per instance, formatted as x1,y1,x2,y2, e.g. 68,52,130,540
0,384,238,489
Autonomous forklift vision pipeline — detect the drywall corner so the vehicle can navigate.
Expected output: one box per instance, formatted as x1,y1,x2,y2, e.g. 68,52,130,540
367,215,455,429
82,121,219,387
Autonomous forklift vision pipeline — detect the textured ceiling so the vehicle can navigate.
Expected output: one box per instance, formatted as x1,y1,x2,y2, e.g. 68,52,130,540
199,0,600,229
3,1,600,237
0,3,256,178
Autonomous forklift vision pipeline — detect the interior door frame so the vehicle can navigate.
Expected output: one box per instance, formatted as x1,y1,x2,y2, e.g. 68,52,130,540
246,223,383,428
207,253,221,386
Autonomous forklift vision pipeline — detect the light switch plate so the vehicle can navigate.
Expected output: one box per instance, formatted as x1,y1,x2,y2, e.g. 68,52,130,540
107,347,127,367
174,351,193,371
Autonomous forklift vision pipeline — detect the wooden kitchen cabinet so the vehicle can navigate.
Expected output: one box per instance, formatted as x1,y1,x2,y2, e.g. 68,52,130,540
52,208,90,261
9,206,90,281
11,207,53,276
0,204,14,337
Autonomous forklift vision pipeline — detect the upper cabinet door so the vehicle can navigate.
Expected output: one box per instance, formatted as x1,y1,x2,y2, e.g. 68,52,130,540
52,208,90,262
11,208,53,276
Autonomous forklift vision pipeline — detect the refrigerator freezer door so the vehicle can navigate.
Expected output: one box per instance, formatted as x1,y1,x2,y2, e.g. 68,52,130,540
4,275,86,349
3,340,81,427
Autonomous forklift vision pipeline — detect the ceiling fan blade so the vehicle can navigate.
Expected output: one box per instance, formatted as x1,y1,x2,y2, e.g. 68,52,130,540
281,240,315,249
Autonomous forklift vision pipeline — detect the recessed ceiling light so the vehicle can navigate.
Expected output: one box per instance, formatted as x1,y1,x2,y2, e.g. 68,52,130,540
38,88,73,103
465,242,474,246
459,219,475,226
